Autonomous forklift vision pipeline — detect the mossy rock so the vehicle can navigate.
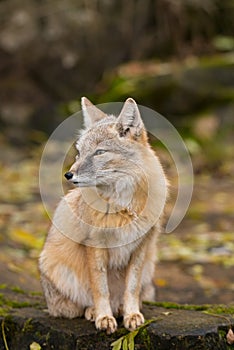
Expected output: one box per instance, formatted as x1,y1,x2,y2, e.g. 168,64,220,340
93,53,234,119
0,287,233,349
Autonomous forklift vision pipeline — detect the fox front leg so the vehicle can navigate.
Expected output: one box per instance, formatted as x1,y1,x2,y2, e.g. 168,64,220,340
123,243,147,331
86,247,117,334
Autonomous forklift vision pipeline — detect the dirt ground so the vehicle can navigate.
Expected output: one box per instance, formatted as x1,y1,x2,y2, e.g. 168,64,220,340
0,142,233,306
156,176,234,305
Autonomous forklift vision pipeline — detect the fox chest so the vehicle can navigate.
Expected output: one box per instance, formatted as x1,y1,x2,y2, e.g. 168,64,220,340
107,242,140,270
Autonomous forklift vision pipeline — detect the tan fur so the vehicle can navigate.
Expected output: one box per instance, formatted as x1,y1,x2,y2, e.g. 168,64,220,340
39,97,168,334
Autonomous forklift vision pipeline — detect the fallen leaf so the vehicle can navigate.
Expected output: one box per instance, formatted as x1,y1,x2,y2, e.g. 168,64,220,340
227,328,234,345
111,337,123,350
155,278,167,287
9,228,44,249
30,342,41,350
122,337,128,350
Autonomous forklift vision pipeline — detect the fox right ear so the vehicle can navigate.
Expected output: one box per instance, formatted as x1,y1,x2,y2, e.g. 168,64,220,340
81,97,106,128
116,98,146,141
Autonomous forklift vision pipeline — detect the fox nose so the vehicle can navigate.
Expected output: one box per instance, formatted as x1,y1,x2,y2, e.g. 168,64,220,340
64,171,73,180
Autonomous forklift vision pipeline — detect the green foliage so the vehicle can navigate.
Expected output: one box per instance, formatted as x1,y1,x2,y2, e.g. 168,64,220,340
111,319,155,350
213,36,234,52
22,318,33,332
0,308,8,317
0,291,41,315
218,329,234,350
10,286,26,294
0,285,7,290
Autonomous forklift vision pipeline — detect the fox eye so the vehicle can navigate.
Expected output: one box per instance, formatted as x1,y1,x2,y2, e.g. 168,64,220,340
75,150,80,160
94,149,106,156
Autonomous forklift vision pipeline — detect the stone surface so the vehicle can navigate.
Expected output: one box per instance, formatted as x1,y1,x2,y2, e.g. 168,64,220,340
0,288,233,350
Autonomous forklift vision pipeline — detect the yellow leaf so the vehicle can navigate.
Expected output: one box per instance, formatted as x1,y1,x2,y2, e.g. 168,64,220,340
9,228,43,249
30,342,41,350
155,278,167,287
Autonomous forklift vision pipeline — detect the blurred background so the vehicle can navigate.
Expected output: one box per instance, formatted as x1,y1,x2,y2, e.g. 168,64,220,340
0,0,234,305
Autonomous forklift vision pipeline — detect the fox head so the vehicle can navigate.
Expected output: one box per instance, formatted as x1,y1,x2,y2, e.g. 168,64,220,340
64,97,162,209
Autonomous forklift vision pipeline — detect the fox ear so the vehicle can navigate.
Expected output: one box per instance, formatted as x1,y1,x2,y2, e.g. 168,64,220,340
81,97,106,128
116,98,145,140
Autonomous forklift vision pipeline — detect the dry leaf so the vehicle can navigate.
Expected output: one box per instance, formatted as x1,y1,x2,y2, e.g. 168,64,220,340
227,328,234,345
30,342,41,350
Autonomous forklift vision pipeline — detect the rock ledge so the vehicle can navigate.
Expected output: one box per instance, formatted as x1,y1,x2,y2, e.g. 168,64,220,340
0,288,233,350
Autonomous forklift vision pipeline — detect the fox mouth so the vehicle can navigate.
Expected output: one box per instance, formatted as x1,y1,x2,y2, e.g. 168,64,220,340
72,181,96,187
72,181,86,186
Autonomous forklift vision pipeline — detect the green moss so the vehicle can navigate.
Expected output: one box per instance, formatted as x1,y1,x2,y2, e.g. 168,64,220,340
0,295,12,316
218,329,226,337
218,329,234,350
0,284,41,296
22,318,33,332
29,291,43,297
0,284,7,290
199,54,234,69
0,292,41,311
10,286,26,294
144,301,234,315
144,301,207,311
0,307,8,317
5,299,32,309
116,328,129,336
138,327,151,349
0,294,5,307
35,331,42,337
205,305,234,315
45,332,50,343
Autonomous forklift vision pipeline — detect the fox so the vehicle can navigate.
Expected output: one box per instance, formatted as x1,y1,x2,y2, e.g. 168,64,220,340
39,97,168,334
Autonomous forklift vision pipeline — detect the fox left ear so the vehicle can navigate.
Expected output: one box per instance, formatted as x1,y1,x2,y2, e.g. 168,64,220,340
116,98,145,140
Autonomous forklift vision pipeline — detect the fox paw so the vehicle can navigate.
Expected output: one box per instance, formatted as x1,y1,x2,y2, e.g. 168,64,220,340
124,312,144,331
85,306,96,322
95,315,117,334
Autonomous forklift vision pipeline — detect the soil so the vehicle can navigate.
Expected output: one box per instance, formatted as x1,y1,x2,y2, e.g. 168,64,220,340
0,144,233,307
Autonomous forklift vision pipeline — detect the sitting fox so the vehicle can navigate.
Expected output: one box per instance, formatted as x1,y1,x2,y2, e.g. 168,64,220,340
39,97,168,334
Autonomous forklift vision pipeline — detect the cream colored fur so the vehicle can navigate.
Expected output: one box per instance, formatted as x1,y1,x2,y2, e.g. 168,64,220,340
39,97,168,334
